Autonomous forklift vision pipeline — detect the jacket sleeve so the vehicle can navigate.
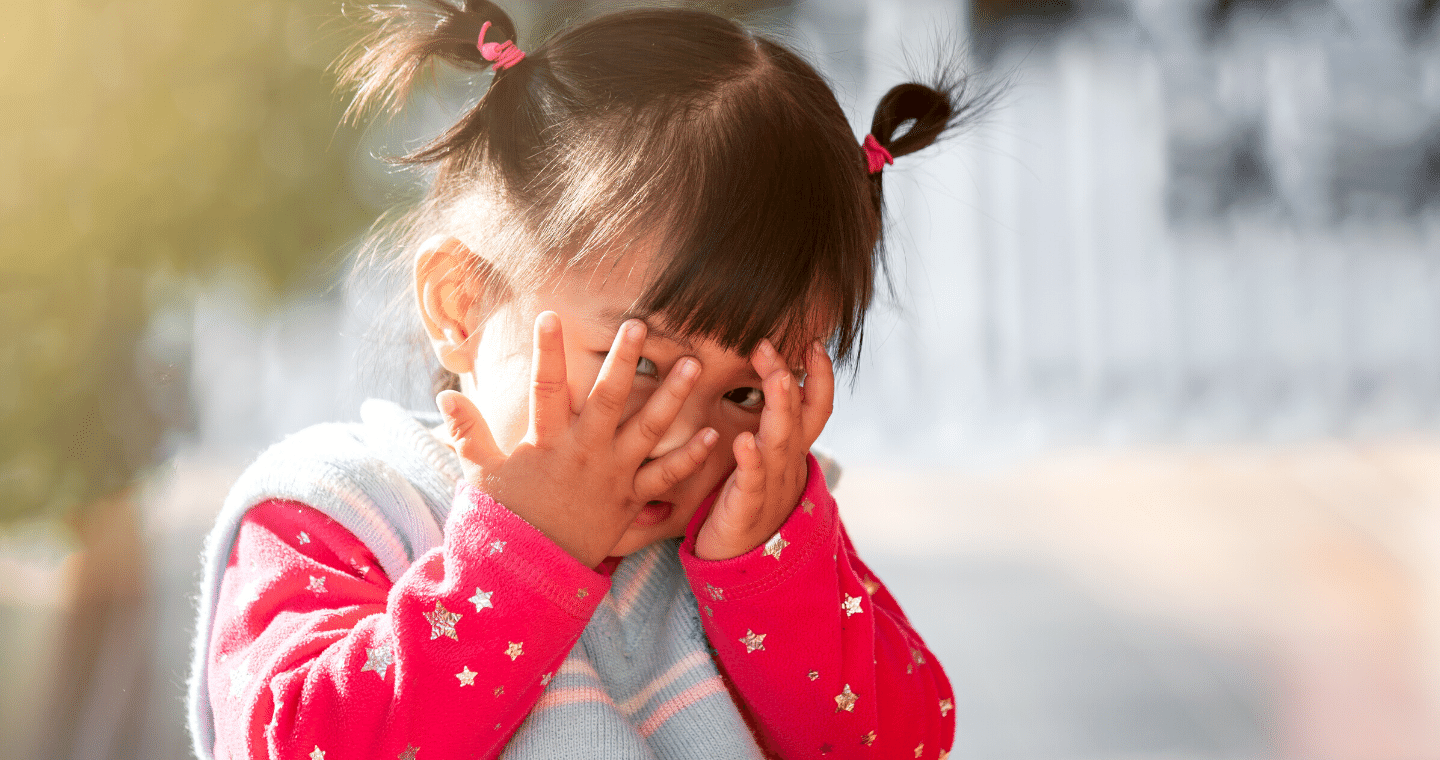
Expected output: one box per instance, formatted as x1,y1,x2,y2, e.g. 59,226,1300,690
679,455,956,759
207,484,608,760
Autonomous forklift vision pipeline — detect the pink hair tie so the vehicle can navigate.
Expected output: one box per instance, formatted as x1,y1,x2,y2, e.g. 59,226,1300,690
862,134,893,174
477,21,525,71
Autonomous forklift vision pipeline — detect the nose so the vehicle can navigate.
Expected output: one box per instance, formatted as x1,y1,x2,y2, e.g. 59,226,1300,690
645,394,708,462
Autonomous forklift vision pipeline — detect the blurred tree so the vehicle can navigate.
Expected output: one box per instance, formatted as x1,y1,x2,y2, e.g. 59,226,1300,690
0,0,374,523
0,0,792,526
0,2,782,754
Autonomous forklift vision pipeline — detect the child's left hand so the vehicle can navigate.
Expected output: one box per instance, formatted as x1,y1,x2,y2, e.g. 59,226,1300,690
694,340,834,561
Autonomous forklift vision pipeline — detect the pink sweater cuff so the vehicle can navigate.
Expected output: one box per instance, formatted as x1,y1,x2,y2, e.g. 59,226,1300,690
678,454,837,600
450,483,611,620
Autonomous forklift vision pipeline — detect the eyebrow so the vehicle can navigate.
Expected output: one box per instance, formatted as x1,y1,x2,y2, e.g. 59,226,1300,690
594,307,697,351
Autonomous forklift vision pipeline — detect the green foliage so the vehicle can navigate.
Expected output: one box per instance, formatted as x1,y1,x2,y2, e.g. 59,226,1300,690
0,0,374,521
0,0,791,523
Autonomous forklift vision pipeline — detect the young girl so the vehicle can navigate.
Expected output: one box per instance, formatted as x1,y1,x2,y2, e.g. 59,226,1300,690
188,2,985,757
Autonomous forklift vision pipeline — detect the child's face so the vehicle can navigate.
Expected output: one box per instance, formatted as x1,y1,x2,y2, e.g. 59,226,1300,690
448,249,808,557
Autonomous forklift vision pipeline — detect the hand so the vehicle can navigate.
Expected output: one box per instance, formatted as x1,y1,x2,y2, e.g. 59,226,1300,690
694,340,834,561
437,312,719,567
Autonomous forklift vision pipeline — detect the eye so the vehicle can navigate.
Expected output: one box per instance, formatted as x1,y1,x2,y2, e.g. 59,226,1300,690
723,386,764,410
636,356,659,379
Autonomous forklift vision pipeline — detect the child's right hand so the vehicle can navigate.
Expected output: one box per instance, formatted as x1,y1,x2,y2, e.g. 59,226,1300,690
436,312,718,568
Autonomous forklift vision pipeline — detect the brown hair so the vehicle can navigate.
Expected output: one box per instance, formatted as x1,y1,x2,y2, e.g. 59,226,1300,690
340,0,992,393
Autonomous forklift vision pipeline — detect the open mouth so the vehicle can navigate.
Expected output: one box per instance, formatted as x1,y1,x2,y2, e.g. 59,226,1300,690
633,500,673,527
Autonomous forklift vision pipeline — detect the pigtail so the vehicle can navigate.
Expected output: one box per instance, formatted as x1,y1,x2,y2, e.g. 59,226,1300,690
867,66,999,196
339,0,520,122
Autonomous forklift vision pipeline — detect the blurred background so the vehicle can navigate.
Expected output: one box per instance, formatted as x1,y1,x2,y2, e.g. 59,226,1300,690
3,0,1439,757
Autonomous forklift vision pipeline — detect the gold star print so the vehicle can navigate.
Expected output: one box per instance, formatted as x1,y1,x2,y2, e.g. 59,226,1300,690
842,594,863,617
298,531,310,545
487,540,506,556
938,697,953,716
705,583,724,601
540,672,553,686
504,641,524,661
398,744,419,760
938,751,949,760
361,645,393,680
424,601,461,641
801,498,815,515
911,647,926,665
576,587,588,599
308,576,327,594
310,747,326,760
915,743,925,757
468,588,493,612
739,629,766,653
834,683,857,712
762,532,789,560
860,731,876,746
861,576,880,595
704,605,713,617
455,666,477,686
808,670,819,681
493,685,504,697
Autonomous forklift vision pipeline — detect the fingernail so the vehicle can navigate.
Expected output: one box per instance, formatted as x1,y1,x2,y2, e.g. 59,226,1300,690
625,320,644,340
678,357,699,379
760,339,777,357
701,428,718,446
780,373,792,390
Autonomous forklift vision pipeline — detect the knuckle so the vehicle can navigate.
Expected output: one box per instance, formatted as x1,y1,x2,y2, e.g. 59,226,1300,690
650,463,680,490
447,417,470,439
665,379,692,401
531,378,566,397
591,387,626,415
764,429,791,451
636,415,669,442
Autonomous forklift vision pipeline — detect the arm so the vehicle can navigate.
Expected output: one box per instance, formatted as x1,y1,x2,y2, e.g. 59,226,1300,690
208,485,607,760
680,455,955,759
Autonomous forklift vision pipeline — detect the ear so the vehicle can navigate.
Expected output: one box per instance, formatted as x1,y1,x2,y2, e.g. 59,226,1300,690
415,235,499,375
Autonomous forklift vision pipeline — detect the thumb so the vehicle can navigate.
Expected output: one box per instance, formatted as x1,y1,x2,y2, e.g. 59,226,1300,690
436,390,504,478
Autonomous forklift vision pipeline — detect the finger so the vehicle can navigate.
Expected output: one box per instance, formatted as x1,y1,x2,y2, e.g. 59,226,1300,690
576,319,645,443
800,341,834,444
710,432,767,528
528,311,570,445
436,390,503,473
617,356,701,463
750,338,788,379
633,427,718,497
752,368,794,456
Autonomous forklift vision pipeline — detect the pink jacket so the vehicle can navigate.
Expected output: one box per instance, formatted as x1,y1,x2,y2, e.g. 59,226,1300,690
206,456,956,758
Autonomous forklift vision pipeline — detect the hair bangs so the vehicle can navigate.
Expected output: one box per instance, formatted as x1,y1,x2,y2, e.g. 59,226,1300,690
625,49,881,368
